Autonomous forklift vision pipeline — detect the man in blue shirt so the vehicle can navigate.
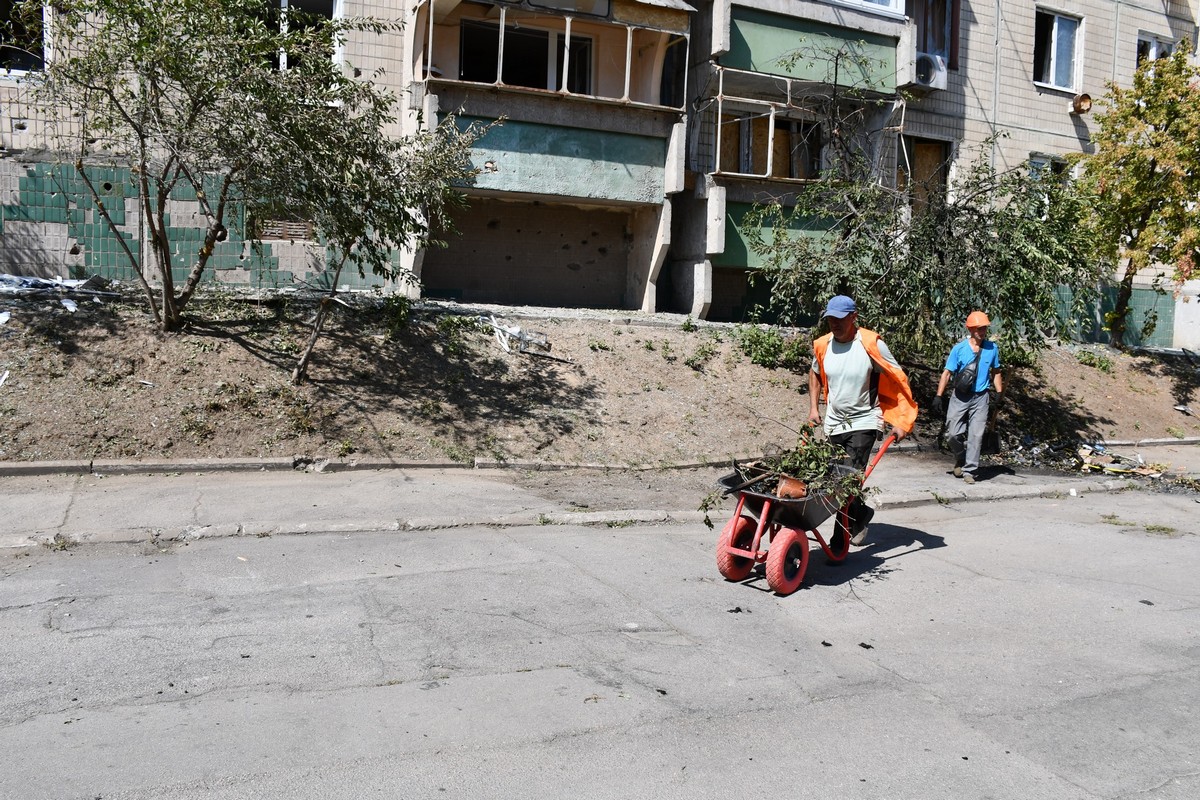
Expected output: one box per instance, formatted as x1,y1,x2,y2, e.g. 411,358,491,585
931,311,1003,483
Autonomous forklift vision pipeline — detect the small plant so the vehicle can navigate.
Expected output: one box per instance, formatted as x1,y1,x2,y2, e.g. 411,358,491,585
643,340,656,351
681,316,697,332
684,341,718,371
1167,426,1186,439
382,294,412,339
1144,523,1176,535
1076,350,1114,373
588,338,612,352
537,514,553,525
436,315,483,357
606,520,635,528
736,325,809,369
660,341,676,363
43,533,75,552
1100,514,1136,527
336,439,356,457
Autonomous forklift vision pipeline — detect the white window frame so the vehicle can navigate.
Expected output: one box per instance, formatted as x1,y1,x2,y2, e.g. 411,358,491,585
1,1,52,78
825,0,905,20
1136,33,1174,66
277,0,344,71
1033,8,1081,92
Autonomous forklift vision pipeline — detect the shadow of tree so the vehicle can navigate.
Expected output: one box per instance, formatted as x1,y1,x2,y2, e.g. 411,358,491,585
180,301,601,461
1130,350,1200,409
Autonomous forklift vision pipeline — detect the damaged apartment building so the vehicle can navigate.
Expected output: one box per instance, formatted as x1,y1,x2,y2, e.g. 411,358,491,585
3,1,1199,343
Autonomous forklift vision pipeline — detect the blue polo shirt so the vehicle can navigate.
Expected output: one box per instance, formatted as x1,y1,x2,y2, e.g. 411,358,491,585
944,340,1001,393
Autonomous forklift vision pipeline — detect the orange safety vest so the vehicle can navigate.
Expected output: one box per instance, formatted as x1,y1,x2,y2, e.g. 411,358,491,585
813,328,918,434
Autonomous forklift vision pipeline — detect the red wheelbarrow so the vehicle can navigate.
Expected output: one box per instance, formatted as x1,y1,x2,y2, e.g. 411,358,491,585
714,434,894,595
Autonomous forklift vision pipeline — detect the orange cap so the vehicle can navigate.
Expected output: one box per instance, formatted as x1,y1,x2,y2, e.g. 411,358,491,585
966,311,990,328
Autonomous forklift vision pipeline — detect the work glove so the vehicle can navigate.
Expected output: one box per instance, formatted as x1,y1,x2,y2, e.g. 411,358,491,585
931,395,944,416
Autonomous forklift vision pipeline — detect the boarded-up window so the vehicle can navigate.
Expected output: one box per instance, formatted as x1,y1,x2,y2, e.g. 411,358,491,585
720,112,820,179
898,136,950,210
258,219,316,240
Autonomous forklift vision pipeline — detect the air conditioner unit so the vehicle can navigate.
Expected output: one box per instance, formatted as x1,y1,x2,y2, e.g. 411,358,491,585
911,52,948,91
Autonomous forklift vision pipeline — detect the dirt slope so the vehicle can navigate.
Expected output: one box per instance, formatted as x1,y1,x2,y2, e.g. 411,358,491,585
1,293,1198,467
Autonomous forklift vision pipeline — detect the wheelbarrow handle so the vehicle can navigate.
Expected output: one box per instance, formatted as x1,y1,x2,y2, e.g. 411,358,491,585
862,433,896,484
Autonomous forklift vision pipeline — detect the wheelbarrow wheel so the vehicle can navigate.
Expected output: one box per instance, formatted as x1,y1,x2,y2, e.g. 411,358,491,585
716,515,756,581
766,527,809,596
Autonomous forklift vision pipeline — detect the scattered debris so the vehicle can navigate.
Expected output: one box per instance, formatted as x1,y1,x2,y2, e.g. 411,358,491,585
858,642,874,650
0,273,120,300
0,311,9,325
1076,444,1162,477
479,314,572,362
1174,405,1194,417
61,298,78,313
0,370,8,388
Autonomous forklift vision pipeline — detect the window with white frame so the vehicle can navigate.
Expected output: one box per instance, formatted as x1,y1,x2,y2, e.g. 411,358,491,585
718,111,821,179
1033,9,1079,90
1,0,48,74
1136,34,1173,66
262,0,342,71
828,0,904,17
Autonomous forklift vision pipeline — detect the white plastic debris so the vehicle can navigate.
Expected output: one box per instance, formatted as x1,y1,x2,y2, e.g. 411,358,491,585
0,370,8,388
0,311,9,325
1069,488,1077,497
60,298,78,313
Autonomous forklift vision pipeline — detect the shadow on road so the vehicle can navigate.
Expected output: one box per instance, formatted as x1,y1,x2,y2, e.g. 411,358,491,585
731,523,946,595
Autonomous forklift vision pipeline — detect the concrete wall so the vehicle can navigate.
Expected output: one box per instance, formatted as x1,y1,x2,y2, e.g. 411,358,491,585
454,116,669,204
420,196,632,308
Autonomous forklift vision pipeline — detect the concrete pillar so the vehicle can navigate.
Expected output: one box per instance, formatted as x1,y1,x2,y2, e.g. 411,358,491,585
691,259,713,319
627,204,671,313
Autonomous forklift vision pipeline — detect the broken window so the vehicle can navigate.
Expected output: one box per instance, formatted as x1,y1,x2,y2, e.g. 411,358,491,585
1136,34,1173,66
459,19,592,94
830,0,903,16
909,0,958,68
718,111,821,179
1033,9,1079,90
526,0,610,17
259,0,340,72
1,0,46,74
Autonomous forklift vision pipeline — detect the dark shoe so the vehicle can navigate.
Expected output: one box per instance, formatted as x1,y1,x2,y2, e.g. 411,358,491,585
850,506,875,546
962,472,976,485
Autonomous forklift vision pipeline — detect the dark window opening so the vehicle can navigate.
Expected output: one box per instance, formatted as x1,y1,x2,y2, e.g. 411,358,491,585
909,0,959,69
459,20,592,94
659,36,686,107
1033,9,1078,89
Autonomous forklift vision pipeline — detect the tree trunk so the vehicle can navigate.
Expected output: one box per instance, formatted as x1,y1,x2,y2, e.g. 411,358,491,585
1108,258,1137,350
291,252,350,384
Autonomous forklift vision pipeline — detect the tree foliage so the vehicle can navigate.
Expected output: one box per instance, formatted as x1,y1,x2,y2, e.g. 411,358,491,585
1075,43,1200,349
31,0,483,341
744,137,1104,368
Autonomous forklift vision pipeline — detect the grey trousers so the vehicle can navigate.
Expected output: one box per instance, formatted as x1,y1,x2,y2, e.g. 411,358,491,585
946,391,990,475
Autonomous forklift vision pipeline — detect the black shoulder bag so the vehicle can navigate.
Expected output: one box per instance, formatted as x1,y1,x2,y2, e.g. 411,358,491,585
954,346,983,400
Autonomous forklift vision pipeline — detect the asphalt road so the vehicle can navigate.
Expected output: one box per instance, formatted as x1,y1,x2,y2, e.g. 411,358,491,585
0,488,1196,799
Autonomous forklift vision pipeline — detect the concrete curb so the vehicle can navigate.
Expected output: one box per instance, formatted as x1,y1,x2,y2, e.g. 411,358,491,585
1,478,1132,550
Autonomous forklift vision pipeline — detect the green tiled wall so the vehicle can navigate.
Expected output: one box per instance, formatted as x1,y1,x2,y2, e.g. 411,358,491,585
1,161,385,290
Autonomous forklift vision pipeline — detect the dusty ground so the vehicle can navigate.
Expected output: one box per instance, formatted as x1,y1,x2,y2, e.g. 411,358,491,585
2,290,1199,472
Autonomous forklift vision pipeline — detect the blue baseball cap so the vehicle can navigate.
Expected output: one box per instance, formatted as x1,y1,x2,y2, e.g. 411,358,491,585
823,295,857,319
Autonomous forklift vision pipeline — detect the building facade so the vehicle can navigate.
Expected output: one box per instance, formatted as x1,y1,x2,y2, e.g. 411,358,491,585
2,1,1198,343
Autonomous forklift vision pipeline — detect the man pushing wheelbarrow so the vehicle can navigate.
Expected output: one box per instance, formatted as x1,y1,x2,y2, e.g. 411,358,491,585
713,296,917,596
